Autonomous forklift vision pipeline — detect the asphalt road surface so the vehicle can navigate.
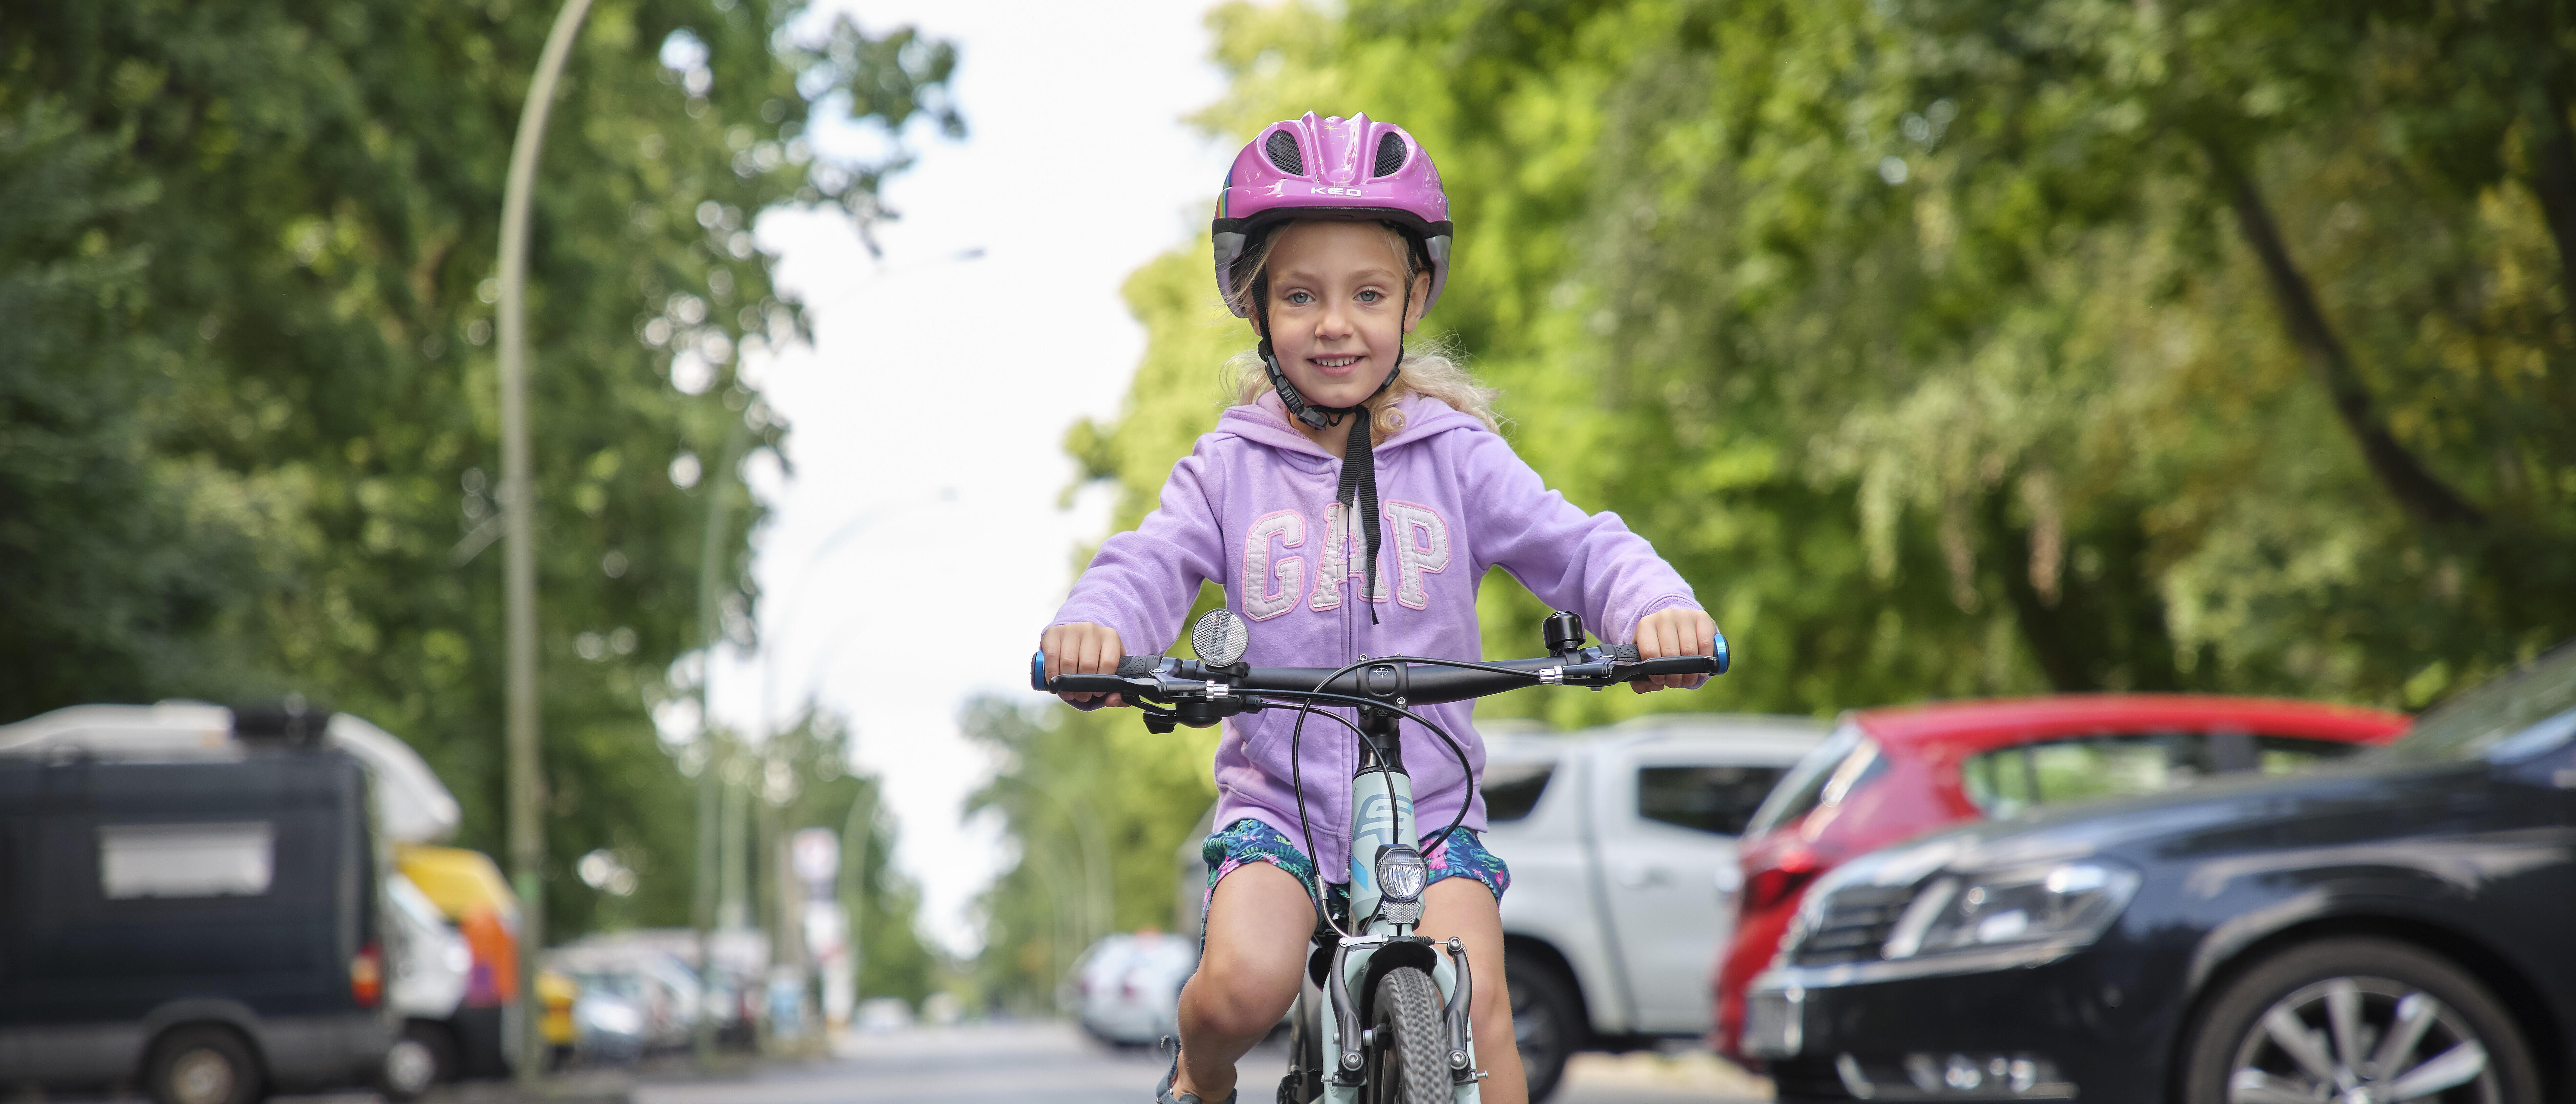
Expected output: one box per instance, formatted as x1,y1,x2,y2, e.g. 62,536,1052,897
628,1022,1765,1104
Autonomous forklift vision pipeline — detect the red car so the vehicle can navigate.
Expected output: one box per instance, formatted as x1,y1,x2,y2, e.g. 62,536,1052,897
1709,694,2408,1060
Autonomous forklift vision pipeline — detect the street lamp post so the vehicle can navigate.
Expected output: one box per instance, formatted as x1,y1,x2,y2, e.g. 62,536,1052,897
496,0,593,1084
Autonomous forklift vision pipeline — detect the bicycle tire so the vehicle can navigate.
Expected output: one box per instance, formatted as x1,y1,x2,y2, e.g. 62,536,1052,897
1366,966,1452,1104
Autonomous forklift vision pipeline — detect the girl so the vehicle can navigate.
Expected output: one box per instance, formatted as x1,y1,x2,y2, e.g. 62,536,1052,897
1039,112,1718,1104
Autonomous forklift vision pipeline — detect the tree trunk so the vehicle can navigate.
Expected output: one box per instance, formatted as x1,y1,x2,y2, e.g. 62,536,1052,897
2201,136,2488,532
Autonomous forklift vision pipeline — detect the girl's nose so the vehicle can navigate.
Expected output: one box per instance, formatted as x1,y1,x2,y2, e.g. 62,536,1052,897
1317,301,1354,340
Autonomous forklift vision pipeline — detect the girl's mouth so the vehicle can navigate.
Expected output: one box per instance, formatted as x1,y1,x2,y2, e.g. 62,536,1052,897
1309,355,1363,372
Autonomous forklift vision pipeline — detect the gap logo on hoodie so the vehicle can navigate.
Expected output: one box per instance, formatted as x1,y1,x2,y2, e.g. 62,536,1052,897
1241,501,1452,619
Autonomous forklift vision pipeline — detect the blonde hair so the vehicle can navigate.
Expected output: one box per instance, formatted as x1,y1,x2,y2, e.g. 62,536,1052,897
1223,221,1504,435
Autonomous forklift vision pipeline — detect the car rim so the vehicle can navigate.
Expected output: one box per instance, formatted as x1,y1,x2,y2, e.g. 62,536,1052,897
171,1048,235,1104
387,1038,437,1093
2227,977,2497,1104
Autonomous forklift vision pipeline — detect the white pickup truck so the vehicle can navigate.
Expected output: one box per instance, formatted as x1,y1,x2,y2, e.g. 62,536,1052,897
1479,714,1828,1099
1171,713,1827,1100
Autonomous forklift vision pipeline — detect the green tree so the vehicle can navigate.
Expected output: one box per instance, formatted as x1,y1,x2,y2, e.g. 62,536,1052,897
0,0,959,937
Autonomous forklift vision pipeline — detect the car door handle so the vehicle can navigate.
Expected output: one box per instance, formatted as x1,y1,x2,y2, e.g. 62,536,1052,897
1615,865,1673,889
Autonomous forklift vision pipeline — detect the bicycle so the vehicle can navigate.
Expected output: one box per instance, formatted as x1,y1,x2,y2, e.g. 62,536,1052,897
1032,607,1728,1104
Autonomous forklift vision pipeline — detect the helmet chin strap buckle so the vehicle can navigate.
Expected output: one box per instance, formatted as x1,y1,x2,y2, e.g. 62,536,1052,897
1262,343,1338,430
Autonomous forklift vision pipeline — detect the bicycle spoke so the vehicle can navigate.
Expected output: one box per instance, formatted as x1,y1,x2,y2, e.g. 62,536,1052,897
2385,1042,2487,1102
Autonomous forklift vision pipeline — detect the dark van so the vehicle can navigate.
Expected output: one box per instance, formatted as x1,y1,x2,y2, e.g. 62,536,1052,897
0,714,393,1104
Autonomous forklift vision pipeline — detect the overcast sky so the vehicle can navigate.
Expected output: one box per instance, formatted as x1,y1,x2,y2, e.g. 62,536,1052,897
703,0,1233,956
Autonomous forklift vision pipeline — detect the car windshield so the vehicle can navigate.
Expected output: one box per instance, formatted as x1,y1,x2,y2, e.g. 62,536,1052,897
2379,642,2576,764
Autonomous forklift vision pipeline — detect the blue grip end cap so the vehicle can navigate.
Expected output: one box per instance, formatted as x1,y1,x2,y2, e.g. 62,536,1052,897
1029,651,1049,692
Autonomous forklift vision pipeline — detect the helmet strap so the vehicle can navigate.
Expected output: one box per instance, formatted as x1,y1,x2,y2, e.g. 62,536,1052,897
1251,268,1413,625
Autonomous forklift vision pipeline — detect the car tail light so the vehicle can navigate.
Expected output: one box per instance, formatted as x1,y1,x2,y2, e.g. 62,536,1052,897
1744,852,1821,913
351,942,384,1007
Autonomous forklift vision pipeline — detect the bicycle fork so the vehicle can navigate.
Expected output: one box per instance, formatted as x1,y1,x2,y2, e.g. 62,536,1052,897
1287,706,1485,1103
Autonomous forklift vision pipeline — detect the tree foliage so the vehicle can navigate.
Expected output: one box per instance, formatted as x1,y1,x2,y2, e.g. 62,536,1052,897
0,0,957,938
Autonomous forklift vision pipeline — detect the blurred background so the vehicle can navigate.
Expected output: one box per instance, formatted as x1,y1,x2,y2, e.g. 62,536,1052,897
3,0,2572,1100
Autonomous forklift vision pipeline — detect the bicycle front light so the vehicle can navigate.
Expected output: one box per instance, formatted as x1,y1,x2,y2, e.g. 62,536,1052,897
1880,860,2139,961
1376,845,1428,903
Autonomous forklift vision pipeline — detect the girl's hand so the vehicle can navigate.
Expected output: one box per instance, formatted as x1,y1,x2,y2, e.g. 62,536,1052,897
1040,622,1126,708
1632,607,1718,693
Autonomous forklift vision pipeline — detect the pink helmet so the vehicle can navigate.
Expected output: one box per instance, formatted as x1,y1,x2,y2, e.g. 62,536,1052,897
1212,112,1452,319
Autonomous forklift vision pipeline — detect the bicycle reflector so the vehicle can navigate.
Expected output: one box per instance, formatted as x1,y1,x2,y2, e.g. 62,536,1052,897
1191,608,1251,667
1376,845,1428,903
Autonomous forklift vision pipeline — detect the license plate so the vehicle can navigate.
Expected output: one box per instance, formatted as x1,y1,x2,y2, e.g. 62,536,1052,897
1743,989,1803,1058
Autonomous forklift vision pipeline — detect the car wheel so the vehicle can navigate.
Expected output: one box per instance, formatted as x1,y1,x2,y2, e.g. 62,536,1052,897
1506,950,1581,1103
381,1020,455,1100
144,1025,262,1104
2181,937,2539,1104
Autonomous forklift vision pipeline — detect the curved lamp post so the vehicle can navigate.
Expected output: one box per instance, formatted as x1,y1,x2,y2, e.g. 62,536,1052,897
496,0,594,1083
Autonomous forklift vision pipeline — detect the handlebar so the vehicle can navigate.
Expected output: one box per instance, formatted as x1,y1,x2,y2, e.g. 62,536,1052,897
1028,638,1727,707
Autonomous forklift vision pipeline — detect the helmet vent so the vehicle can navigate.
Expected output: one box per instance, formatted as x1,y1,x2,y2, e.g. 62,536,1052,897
1373,132,1407,177
1264,130,1304,175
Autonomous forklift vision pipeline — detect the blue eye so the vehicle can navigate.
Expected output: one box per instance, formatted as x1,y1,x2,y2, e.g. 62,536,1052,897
1356,290,1383,303
1285,290,1314,305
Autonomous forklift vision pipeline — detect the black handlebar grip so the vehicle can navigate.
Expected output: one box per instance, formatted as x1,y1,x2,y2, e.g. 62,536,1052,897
1610,644,1641,663
1118,655,1159,677
1050,674,1133,695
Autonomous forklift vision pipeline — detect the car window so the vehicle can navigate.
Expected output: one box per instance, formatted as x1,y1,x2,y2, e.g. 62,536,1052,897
2384,643,2576,764
1959,732,2370,817
98,822,275,899
1744,723,1878,837
1636,764,1790,836
1481,761,1555,822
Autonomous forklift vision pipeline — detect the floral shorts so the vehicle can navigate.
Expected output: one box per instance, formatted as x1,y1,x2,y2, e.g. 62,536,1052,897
1201,817,1511,932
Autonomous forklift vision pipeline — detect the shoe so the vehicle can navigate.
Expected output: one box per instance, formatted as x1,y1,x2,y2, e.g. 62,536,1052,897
1156,1055,1237,1104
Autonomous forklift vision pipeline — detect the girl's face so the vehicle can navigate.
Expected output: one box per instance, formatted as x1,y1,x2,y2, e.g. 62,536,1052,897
1257,221,1429,412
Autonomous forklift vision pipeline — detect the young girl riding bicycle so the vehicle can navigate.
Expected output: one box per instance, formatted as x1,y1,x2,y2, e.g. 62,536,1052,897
1039,113,1718,1104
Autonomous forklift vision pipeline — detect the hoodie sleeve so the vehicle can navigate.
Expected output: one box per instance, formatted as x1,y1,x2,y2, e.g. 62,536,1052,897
1458,432,1700,644
1047,446,1227,656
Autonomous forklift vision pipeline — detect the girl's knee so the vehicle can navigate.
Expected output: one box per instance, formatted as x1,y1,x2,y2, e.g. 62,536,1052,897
1184,969,1294,1040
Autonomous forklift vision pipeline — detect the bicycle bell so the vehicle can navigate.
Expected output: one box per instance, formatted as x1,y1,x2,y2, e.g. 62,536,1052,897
1190,608,1251,668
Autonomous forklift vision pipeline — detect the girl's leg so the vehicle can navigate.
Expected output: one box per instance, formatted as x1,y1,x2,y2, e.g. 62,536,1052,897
1175,860,1312,1101
1416,877,1528,1104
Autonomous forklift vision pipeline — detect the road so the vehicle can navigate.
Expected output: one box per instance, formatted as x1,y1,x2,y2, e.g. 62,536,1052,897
626,1022,1765,1104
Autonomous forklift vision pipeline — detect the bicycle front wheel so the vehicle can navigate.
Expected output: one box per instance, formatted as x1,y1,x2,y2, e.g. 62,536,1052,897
1365,966,1453,1104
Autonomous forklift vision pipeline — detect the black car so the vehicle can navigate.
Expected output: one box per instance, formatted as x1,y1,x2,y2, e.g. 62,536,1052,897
1742,645,2576,1104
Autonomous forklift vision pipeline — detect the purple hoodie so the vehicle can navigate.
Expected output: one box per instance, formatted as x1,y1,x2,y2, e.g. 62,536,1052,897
1048,391,1701,883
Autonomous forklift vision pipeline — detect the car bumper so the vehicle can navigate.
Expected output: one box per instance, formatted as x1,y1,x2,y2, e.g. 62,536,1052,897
1742,949,2176,1104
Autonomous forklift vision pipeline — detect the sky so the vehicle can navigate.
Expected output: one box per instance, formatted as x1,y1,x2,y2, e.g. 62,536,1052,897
701,0,1234,956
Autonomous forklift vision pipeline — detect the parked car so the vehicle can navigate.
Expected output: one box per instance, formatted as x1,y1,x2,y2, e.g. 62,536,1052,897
1712,695,2408,1060
1065,931,1198,1047
551,945,701,1056
381,872,473,1097
1739,645,2576,1104
0,704,395,1104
